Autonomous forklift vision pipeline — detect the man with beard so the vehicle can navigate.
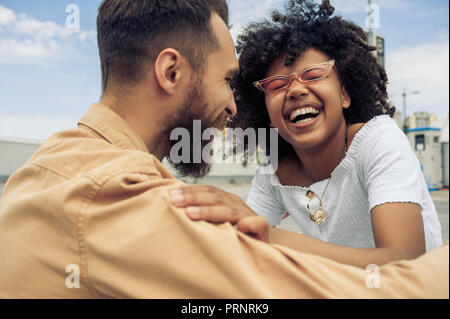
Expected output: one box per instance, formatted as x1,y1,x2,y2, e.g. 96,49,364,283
0,0,447,299
165,76,230,178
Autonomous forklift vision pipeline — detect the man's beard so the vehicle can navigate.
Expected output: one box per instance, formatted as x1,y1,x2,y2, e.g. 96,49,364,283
162,80,228,179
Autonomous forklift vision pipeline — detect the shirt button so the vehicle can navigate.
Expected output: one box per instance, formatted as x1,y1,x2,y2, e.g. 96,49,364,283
306,190,315,199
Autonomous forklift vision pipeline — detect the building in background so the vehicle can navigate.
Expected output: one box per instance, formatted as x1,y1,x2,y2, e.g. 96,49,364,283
0,134,257,197
406,113,449,190
408,127,443,190
436,115,449,187
405,112,438,132
0,136,42,195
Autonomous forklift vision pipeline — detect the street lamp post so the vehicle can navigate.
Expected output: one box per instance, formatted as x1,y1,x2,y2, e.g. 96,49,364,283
402,89,420,132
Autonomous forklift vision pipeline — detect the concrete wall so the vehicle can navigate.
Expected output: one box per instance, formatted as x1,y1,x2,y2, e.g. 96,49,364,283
0,181,4,198
0,137,41,177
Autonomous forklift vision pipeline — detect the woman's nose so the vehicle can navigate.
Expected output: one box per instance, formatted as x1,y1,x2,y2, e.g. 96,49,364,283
286,78,309,99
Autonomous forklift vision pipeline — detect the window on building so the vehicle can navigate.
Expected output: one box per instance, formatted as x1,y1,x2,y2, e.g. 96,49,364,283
415,134,425,151
433,136,440,144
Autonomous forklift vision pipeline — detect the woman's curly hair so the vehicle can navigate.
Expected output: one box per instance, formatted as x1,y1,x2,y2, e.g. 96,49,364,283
229,0,395,162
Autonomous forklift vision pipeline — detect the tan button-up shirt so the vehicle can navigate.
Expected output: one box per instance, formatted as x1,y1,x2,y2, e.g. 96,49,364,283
0,103,448,298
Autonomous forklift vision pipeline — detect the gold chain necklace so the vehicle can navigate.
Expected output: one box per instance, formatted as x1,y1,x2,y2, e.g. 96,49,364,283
306,137,347,225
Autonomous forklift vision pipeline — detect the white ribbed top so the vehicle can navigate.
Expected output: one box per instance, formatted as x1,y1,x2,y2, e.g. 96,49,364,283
246,115,443,251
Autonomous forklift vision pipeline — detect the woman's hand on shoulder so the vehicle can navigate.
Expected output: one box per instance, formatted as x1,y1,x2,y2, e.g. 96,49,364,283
169,185,270,242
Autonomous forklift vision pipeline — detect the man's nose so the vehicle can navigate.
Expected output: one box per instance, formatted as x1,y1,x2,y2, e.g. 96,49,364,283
286,78,309,99
225,96,238,117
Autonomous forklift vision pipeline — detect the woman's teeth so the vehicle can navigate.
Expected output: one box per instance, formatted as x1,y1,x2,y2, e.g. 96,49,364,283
295,117,316,124
289,107,320,123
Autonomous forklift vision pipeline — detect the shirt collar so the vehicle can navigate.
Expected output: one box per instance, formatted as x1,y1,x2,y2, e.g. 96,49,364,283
78,103,149,153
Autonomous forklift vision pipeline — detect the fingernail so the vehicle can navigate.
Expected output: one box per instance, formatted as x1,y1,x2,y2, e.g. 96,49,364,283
170,194,185,205
170,189,183,196
186,206,201,218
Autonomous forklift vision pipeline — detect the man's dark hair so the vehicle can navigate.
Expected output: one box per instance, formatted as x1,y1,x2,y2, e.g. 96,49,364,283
97,0,229,92
230,0,395,161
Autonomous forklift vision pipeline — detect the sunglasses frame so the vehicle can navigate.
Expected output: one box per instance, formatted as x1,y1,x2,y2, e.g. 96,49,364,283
253,60,336,93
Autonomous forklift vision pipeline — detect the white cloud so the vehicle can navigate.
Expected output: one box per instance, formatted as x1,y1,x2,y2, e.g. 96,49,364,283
330,0,414,14
0,6,15,25
230,0,280,22
228,0,283,42
0,38,51,59
0,115,78,140
386,42,449,117
227,0,414,42
0,6,96,64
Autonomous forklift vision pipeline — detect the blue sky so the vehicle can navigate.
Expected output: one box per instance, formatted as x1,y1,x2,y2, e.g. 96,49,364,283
0,0,448,140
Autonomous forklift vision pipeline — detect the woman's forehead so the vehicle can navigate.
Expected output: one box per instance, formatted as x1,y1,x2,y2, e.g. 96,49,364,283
266,48,330,76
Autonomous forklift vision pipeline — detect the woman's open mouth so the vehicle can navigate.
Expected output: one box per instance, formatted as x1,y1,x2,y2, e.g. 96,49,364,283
288,106,321,125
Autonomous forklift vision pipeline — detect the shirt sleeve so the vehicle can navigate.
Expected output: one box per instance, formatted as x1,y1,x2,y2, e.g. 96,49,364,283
359,122,425,211
246,166,286,226
80,170,449,298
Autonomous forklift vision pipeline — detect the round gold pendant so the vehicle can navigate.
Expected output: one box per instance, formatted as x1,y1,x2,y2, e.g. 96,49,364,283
310,207,328,225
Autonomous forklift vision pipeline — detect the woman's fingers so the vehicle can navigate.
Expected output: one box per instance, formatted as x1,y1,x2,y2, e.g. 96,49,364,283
169,186,235,207
186,207,270,243
169,190,219,207
169,185,258,229
184,205,241,224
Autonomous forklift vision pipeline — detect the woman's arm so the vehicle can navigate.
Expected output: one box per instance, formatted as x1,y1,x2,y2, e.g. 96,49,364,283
271,202,426,268
170,186,427,268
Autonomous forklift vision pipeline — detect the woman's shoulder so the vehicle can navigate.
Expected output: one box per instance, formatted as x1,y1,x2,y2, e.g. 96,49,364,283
339,116,409,171
346,122,365,150
347,115,405,152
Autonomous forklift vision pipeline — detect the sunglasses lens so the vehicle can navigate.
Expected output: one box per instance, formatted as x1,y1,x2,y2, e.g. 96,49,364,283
260,78,289,92
257,61,333,92
301,65,329,82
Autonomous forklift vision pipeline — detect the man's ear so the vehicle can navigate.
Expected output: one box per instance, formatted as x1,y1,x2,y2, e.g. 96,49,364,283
154,48,184,94
341,85,351,109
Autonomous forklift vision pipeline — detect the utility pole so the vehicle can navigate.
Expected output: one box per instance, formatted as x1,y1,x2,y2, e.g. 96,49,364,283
402,89,420,132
